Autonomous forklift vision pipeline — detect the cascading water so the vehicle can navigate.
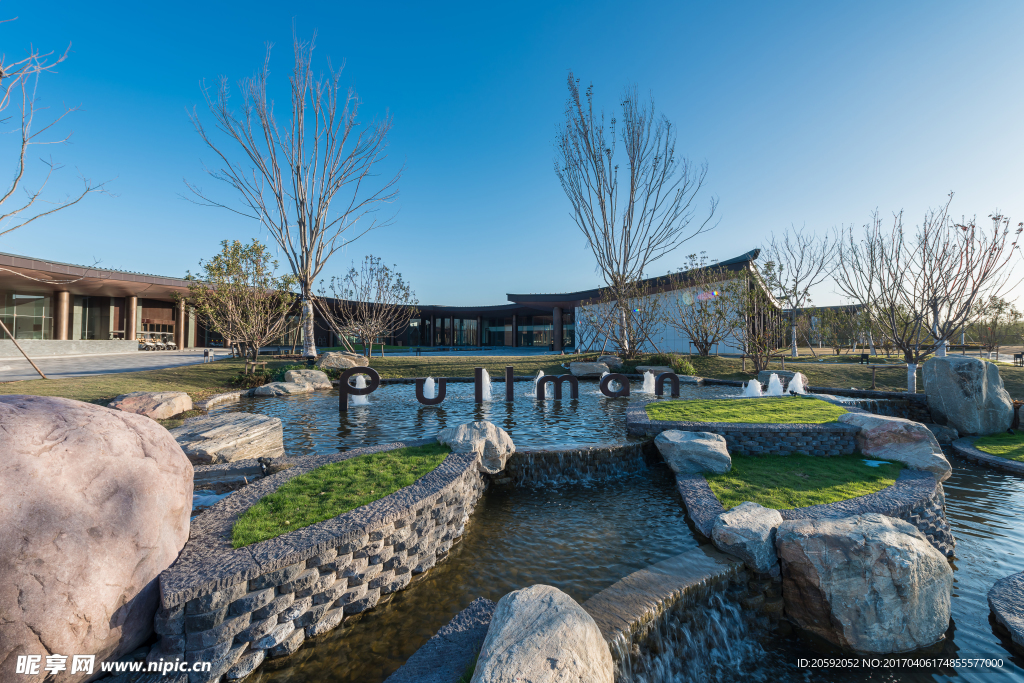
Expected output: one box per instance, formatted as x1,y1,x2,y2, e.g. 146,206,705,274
742,379,763,397
350,374,369,405
423,376,436,400
615,593,768,683
481,369,492,401
765,373,785,397
786,373,806,395
641,371,656,394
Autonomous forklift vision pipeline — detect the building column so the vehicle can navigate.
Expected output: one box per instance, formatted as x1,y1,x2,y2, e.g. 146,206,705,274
449,315,455,346
553,306,562,352
174,299,185,350
512,315,518,348
429,317,435,347
125,295,137,341
54,291,70,340
477,315,483,346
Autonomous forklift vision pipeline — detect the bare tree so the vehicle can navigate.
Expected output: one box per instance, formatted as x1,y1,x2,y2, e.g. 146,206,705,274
968,295,1022,356
664,253,733,356
315,255,417,362
186,32,401,360
183,240,295,362
574,279,666,359
555,73,716,356
720,269,785,373
760,226,836,357
835,194,1021,392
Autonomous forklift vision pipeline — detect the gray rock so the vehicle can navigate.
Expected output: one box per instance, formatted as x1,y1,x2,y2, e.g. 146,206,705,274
776,513,953,653
654,430,732,474
596,355,623,370
283,369,332,390
569,361,609,378
471,585,613,683
316,352,368,370
386,597,495,683
225,649,264,680
254,622,295,650
711,502,783,573
0,396,192,681
109,391,192,419
926,423,960,445
923,356,1013,435
437,421,515,474
170,413,284,465
988,570,1024,654
253,381,313,397
838,412,951,481
636,365,674,375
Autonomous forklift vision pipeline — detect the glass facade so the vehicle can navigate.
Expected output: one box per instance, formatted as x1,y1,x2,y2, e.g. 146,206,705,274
0,291,53,339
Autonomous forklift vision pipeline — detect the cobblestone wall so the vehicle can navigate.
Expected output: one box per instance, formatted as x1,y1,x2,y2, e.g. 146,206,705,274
154,441,486,683
500,442,658,485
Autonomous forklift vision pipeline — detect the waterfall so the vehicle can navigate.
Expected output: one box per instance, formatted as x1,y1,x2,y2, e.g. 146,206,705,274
615,593,767,683
641,371,656,394
765,373,785,397
742,379,763,397
787,373,806,395
350,374,369,405
482,369,493,401
423,376,436,400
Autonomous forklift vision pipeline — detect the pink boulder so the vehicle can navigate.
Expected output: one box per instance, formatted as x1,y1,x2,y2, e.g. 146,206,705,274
108,391,192,420
0,396,192,682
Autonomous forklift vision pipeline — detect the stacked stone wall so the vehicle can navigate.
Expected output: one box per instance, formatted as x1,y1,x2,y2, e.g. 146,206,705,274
501,442,658,485
155,441,486,682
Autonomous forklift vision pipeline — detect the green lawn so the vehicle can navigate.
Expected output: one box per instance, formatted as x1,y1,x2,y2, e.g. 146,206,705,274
973,432,1024,462
706,453,904,510
232,443,450,548
646,396,847,424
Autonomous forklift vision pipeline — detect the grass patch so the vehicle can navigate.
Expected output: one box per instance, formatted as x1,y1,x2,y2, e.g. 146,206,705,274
706,453,903,510
645,397,847,424
974,432,1024,462
231,443,451,548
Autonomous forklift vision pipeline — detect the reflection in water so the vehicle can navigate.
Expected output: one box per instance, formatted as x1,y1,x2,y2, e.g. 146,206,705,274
212,381,741,455
250,466,697,683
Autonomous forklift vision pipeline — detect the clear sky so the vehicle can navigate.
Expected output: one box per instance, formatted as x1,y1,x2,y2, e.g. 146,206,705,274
2,1,1023,306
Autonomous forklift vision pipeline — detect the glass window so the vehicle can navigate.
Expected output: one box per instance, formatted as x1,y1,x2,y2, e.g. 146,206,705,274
0,291,53,340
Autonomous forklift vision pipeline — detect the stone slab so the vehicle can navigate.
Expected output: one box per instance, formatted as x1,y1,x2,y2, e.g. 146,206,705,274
170,413,284,465
384,597,495,683
989,570,1024,654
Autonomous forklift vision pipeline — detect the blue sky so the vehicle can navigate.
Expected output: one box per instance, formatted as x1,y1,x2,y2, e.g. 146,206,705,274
2,1,1023,306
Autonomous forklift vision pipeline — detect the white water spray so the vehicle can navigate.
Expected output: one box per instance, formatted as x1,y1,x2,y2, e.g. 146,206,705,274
533,370,552,398
765,373,785,397
641,371,656,394
423,376,436,400
482,369,492,401
742,379,763,397
787,373,806,395
350,375,369,405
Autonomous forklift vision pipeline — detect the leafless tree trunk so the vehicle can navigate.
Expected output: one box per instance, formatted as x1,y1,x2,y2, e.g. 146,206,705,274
186,32,401,360
721,268,786,373
664,253,733,356
760,226,836,358
314,255,418,364
554,73,716,356
835,194,1021,391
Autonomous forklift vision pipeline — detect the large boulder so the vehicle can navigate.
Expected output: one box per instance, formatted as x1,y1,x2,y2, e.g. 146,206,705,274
597,355,623,370
636,365,674,375
837,412,951,481
923,356,1013,435
316,352,368,370
712,501,783,573
170,412,285,464
926,423,960,445
654,430,732,474
284,369,332,390
252,381,313,396
437,421,515,474
0,396,192,682
109,391,192,419
569,361,609,378
471,584,613,683
775,513,953,653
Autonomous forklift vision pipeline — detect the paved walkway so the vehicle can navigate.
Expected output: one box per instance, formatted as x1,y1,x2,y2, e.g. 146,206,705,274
0,350,220,382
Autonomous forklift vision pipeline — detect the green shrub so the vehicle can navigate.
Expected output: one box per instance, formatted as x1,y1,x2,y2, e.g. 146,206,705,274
229,369,273,388
644,352,697,376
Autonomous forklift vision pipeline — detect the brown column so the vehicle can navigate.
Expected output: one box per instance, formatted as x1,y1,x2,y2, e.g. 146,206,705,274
449,315,455,346
553,306,563,352
174,299,185,350
512,315,518,348
54,291,70,340
125,295,137,341
477,315,483,346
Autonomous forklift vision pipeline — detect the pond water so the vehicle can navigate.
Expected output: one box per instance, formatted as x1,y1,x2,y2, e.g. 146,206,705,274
248,465,698,683
211,379,742,455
